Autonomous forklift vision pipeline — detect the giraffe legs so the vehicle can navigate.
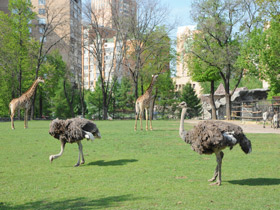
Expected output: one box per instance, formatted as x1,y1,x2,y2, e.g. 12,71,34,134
24,109,29,129
209,151,224,186
134,112,138,131
75,141,85,167
139,111,143,130
145,108,149,131
49,140,66,163
10,110,15,130
149,106,153,130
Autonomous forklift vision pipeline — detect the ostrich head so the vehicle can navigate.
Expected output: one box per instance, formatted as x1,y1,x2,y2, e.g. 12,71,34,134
178,101,188,109
91,125,101,139
49,119,65,139
37,76,45,83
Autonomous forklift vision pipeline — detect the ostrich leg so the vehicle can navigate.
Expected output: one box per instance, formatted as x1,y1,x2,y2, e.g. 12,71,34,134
75,141,85,167
49,140,66,163
209,151,224,186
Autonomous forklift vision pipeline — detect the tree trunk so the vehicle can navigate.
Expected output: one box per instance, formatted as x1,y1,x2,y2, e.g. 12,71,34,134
210,81,217,120
134,76,138,100
39,87,43,118
141,76,144,95
225,93,231,120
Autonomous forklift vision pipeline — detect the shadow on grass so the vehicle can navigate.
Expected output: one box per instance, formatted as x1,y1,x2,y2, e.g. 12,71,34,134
0,194,144,210
86,159,138,167
227,178,280,186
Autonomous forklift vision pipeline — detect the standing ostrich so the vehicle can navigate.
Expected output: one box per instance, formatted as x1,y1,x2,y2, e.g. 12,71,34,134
178,102,252,186
49,118,101,167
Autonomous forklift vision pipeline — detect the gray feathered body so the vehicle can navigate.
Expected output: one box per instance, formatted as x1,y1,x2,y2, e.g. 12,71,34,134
49,118,100,143
183,120,252,155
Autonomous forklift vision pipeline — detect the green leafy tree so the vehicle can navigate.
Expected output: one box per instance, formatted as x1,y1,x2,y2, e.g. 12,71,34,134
156,71,178,119
187,37,221,119
180,83,202,119
0,0,36,117
238,19,280,98
51,78,80,118
190,0,259,119
114,77,134,112
84,79,103,120
34,50,67,118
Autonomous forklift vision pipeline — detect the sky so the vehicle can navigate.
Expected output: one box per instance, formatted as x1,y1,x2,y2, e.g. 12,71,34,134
161,0,195,40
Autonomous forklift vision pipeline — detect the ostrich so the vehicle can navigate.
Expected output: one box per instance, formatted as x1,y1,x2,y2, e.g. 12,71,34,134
49,118,101,167
178,102,252,186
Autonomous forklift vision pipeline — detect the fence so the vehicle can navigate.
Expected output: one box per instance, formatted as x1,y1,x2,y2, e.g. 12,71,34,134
231,98,280,121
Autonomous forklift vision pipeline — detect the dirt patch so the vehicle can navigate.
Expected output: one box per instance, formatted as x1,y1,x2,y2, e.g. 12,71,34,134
185,119,280,134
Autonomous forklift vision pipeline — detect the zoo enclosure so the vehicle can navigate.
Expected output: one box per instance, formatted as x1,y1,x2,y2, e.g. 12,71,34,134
231,97,280,121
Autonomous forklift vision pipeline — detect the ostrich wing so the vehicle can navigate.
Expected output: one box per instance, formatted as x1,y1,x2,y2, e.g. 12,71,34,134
64,118,100,143
187,121,251,155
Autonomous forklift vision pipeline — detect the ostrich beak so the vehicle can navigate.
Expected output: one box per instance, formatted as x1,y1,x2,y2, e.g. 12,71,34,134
49,155,53,163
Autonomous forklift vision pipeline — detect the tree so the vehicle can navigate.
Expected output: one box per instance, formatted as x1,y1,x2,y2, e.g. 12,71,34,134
0,0,36,118
50,78,79,118
38,50,68,117
238,19,280,98
84,79,103,120
82,1,127,120
188,52,220,119
30,0,73,119
190,0,260,120
115,0,175,100
180,83,202,119
156,71,178,119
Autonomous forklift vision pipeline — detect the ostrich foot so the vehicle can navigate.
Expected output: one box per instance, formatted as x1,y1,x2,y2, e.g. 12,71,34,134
208,177,217,182
209,181,221,186
74,163,80,167
81,160,85,165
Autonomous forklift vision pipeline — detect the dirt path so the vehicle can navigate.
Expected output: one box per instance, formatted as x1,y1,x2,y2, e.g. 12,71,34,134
185,119,280,134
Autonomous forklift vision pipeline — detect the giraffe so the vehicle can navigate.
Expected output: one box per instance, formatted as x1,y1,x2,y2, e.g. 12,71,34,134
9,77,45,129
134,74,158,131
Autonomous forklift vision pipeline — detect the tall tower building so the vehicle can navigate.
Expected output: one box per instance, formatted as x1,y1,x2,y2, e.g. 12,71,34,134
91,0,136,28
0,0,9,14
31,0,82,81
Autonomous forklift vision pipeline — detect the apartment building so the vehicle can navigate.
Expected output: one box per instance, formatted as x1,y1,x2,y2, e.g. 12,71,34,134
0,0,9,14
173,25,203,96
91,0,136,28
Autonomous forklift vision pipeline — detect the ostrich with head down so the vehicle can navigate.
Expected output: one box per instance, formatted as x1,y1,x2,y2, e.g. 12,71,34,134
49,118,101,167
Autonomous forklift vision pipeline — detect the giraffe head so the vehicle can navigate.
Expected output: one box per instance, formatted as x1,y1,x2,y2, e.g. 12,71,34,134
152,74,158,83
37,76,45,83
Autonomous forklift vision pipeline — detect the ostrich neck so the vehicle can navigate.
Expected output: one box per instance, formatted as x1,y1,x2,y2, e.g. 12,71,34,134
179,108,187,139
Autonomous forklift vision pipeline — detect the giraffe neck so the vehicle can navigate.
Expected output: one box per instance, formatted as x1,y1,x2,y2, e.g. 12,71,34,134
144,80,156,96
24,79,40,99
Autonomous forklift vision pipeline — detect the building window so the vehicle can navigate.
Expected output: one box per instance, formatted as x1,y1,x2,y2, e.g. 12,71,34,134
39,9,45,15
38,18,46,25
39,0,46,5
40,37,46,42
39,27,44,34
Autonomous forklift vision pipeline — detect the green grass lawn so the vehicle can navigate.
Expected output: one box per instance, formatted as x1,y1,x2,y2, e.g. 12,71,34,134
0,120,279,210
